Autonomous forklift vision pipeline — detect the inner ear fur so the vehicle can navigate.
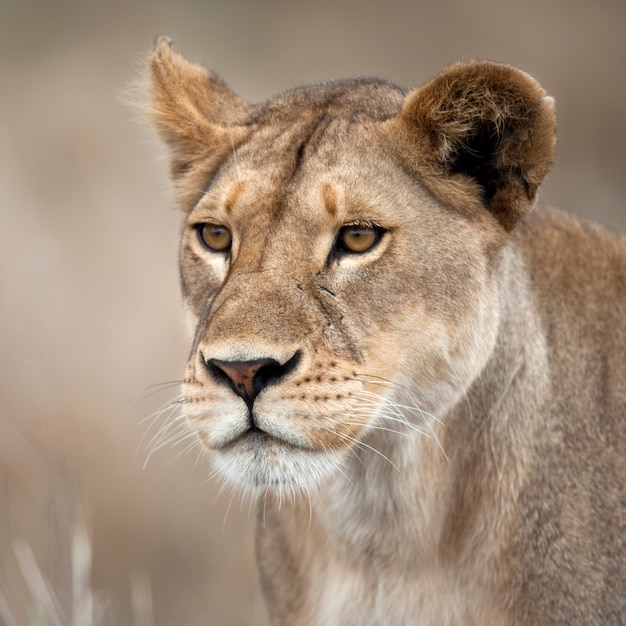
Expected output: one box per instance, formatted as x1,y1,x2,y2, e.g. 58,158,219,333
392,61,556,232
148,37,251,210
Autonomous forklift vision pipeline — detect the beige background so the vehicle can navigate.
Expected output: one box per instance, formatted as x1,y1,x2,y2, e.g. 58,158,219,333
1,1,625,624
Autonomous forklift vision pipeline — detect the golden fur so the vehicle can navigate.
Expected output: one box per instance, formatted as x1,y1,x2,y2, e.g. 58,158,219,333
147,37,626,624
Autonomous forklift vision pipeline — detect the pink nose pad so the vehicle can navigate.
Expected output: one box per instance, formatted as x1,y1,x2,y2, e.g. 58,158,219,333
204,351,302,407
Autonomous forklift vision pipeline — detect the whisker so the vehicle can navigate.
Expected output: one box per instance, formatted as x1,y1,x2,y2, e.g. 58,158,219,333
170,433,204,462
142,413,193,469
333,460,357,485
361,421,421,438
143,380,185,392
356,391,444,426
332,431,400,472
351,394,432,429
135,395,187,464
194,446,207,467
222,491,236,533
352,374,444,419
426,419,448,461
305,489,313,532
353,380,449,461
330,414,415,439
139,396,186,426
144,413,187,448
157,422,194,451
126,380,185,409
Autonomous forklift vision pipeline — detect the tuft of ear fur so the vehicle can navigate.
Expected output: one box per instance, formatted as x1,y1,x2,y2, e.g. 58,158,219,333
148,36,251,210
391,61,556,232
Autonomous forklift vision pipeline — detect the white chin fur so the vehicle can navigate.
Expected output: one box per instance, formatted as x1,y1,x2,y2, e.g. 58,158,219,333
211,435,342,500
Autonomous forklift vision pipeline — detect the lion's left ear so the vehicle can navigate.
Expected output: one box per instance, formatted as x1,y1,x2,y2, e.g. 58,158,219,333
389,62,556,232
148,37,252,210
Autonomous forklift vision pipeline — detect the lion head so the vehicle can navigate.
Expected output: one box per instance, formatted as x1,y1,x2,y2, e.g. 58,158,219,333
147,37,555,499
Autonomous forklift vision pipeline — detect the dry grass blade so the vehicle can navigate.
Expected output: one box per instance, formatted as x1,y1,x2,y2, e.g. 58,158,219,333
130,570,154,626
71,519,94,626
1,420,154,626
0,582,20,626
13,539,65,626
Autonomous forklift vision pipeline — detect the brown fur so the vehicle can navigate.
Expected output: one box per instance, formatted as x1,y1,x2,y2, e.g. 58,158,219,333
147,37,626,625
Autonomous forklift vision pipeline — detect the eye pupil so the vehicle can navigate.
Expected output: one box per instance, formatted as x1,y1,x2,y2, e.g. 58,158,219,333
198,224,232,252
339,225,379,253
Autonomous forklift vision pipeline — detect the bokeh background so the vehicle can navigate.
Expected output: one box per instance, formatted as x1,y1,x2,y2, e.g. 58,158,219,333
1,0,624,624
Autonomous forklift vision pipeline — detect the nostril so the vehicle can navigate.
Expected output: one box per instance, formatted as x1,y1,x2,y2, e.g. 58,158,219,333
253,360,282,393
206,358,278,405
205,350,301,406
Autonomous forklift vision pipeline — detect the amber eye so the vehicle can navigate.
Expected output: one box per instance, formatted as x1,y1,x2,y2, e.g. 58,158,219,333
338,224,381,254
196,224,232,252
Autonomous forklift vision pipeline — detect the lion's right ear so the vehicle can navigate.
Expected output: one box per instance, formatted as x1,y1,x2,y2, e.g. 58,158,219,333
148,37,251,210
388,62,556,233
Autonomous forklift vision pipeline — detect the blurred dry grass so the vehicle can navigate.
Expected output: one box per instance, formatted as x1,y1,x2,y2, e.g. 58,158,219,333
0,0,624,624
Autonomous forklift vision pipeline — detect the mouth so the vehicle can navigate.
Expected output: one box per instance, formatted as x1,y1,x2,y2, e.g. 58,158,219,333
220,423,310,452
233,424,269,446
209,422,336,497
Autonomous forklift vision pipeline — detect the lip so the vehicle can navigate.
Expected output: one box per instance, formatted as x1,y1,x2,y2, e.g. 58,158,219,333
221,424,311,452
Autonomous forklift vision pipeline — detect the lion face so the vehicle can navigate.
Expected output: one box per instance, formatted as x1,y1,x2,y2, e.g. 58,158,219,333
177,117,500,498
148,39,554,498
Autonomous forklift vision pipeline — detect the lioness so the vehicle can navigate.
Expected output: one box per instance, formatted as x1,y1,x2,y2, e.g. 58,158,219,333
147,37,626,625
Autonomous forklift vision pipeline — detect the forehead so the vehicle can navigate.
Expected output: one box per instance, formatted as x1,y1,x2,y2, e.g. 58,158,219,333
203,137,387,222
192,79,408,222
250,77,405,125
234,77,405,177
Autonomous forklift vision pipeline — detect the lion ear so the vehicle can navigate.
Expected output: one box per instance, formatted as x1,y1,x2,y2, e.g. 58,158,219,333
393,62,556,231
148,37,251,210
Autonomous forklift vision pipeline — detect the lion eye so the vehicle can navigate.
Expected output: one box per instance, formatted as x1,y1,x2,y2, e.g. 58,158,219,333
338,225,381,254
197,224,232,252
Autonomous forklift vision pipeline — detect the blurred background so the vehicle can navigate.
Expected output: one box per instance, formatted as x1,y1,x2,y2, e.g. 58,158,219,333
0,0,624,624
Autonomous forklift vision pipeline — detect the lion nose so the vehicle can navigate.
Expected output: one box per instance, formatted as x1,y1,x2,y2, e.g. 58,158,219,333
205,351,301,407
